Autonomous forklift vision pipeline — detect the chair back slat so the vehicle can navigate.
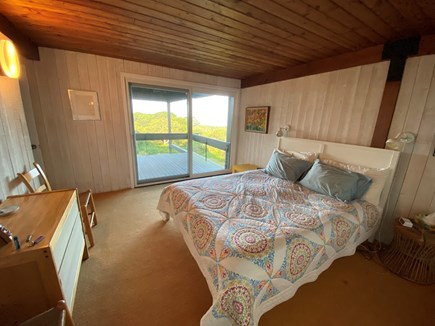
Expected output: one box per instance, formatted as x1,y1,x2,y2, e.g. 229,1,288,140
17,163,52,193
35,184,48,192
33,162,52,191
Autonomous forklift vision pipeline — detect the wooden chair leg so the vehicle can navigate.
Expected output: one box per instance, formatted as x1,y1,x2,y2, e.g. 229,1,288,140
80,204,94,248
89,192,98,227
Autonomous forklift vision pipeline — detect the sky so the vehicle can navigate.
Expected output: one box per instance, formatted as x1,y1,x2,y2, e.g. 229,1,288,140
132,95,230,127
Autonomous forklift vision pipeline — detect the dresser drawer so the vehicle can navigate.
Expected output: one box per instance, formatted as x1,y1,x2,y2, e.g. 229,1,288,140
58,214,85,310
52,198,80,271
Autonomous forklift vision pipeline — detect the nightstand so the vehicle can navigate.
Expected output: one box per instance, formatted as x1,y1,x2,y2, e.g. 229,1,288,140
380,218,435,284
232,163,258,173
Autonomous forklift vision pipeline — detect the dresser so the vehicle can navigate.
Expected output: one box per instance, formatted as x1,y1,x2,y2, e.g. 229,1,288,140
0,189,88,325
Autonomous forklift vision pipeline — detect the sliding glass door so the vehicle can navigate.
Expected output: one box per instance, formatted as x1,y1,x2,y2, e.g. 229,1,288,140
130,85,189,184
129,83,235,185
192,93,233,173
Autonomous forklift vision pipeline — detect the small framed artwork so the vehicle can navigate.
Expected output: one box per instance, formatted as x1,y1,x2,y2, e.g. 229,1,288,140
244,106,270,133
68,89,101,121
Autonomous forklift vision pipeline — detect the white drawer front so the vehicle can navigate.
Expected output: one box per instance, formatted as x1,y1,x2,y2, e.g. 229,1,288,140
58,215,85,310
52,199,79,271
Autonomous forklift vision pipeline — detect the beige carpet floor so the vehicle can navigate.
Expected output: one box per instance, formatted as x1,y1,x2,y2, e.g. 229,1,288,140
73,185,435,326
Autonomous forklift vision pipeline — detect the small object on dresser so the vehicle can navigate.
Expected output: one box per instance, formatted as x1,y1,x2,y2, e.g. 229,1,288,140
28,235,45,247
0,205,20,217
13,235,20,249
0,224,13,243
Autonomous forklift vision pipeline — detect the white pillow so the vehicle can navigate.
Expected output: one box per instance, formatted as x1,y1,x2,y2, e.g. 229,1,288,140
277,149,318,163
321,159,390,207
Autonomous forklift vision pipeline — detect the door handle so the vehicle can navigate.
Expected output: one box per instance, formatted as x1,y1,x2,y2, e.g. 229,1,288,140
31,144,38,150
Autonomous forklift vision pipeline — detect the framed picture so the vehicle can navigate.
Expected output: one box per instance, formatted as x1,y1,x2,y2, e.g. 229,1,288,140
244,106,270,133
68,89,101,121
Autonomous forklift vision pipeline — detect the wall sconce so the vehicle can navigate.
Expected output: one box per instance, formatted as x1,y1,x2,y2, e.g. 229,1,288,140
0,39,20,79
276,125,290,137
385,131,416,150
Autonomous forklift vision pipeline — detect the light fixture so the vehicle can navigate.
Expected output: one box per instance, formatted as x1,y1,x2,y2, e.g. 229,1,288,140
276,125,290,137
385,131,416,150
0,39,20,79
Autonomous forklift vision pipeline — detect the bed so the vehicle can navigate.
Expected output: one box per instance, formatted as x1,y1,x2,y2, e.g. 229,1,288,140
157,137,399,326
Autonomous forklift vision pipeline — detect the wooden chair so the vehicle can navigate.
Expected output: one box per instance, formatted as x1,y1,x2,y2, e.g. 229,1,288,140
78,189,98,248
17,162,98,248
17,163,52,193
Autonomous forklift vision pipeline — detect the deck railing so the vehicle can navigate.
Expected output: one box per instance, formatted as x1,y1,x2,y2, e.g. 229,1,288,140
135,133,230,168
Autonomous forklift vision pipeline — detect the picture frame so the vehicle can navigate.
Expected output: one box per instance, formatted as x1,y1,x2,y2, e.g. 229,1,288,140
244,106,270,134
68,89,101,121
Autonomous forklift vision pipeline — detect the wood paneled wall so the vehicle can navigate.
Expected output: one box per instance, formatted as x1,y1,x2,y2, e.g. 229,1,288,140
0,76,34,199
17,46,434,245
382,55,435,242
236,61,390,167
24,48,240,193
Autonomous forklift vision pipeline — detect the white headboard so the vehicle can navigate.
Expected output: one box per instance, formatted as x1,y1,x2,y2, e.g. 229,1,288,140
278,137,400,210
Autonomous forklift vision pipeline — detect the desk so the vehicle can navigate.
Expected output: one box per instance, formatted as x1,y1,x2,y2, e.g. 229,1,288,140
380,218,435,284
0,190,87,325
232,163,258,173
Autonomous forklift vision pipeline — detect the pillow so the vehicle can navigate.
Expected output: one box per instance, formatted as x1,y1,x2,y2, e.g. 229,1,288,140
321,159,390,207
299,160,372,202
278,149,318,163
265,150,312,182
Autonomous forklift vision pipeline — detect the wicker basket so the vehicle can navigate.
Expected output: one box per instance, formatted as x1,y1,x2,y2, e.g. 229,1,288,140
380,219,435,285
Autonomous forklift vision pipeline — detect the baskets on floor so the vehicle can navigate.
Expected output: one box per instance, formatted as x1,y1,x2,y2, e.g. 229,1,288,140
380,219,435,285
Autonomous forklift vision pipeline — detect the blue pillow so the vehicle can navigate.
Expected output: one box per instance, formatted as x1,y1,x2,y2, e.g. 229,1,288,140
299,160,372,202
265,150,312,182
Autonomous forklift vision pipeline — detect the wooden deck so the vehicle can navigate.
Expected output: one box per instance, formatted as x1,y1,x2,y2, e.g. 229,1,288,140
136,153,223,182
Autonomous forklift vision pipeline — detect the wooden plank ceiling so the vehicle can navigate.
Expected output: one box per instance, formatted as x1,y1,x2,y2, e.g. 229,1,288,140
0,0,434,80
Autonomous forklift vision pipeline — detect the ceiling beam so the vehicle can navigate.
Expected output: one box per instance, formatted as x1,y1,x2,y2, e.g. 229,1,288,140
370,34,435,148
419,34,435,55
241,34,435,89
371,36,420,148
0,14,39,60
241,45,384,88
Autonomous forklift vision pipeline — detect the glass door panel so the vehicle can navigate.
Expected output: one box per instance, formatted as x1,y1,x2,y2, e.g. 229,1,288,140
130,84,189,184
192,93,233,174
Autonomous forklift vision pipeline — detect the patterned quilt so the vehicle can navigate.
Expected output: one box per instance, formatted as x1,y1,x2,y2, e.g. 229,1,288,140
157,170,380,326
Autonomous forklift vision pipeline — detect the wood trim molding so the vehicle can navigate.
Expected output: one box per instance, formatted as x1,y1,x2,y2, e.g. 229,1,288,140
0,14,39,60
241,45,384,88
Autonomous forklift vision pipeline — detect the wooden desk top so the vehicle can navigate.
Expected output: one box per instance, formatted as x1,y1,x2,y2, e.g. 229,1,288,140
0,189,76,259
